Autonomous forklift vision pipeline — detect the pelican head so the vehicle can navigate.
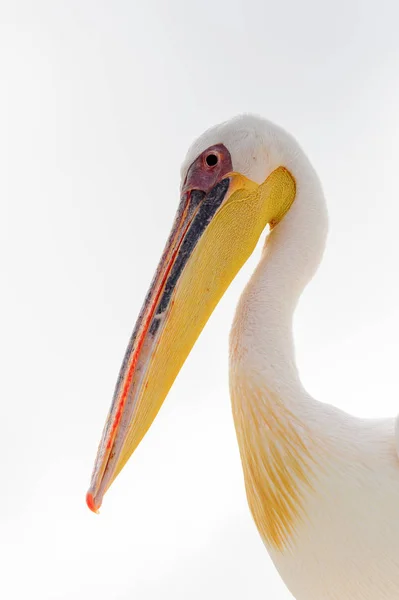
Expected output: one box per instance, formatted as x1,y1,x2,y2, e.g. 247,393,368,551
86,114,302,513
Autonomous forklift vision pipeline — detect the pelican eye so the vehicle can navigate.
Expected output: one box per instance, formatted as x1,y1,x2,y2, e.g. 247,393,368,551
205,153,218,167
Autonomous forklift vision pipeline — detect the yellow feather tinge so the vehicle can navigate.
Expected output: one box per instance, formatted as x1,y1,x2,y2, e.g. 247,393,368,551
231,377,319,551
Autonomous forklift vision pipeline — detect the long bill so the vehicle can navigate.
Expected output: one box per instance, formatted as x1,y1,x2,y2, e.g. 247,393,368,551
86,167,296,513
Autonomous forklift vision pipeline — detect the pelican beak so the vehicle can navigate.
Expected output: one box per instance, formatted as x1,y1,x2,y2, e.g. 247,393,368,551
86,165,295,513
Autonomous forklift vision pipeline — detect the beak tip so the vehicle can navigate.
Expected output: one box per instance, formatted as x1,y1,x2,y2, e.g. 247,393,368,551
86,491,101,514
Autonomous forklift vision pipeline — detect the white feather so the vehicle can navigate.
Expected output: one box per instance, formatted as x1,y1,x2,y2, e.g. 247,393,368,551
183,115,399,599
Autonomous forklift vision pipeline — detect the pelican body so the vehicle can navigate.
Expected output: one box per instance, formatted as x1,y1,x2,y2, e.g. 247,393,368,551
87,115,399,599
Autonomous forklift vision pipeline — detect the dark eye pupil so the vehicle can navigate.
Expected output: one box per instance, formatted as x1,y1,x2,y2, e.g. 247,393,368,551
205,154,218,167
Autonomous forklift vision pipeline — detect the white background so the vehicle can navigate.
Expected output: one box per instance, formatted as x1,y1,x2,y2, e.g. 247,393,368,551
1,1,399,598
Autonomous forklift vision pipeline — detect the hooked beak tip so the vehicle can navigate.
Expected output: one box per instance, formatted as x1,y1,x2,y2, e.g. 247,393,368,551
86,491,101,514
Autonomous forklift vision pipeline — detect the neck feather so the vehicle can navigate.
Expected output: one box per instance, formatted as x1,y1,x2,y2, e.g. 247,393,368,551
229,151,328,551
230,149,328,399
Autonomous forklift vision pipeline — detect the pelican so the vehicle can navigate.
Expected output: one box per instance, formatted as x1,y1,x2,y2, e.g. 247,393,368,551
87,115,399,599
